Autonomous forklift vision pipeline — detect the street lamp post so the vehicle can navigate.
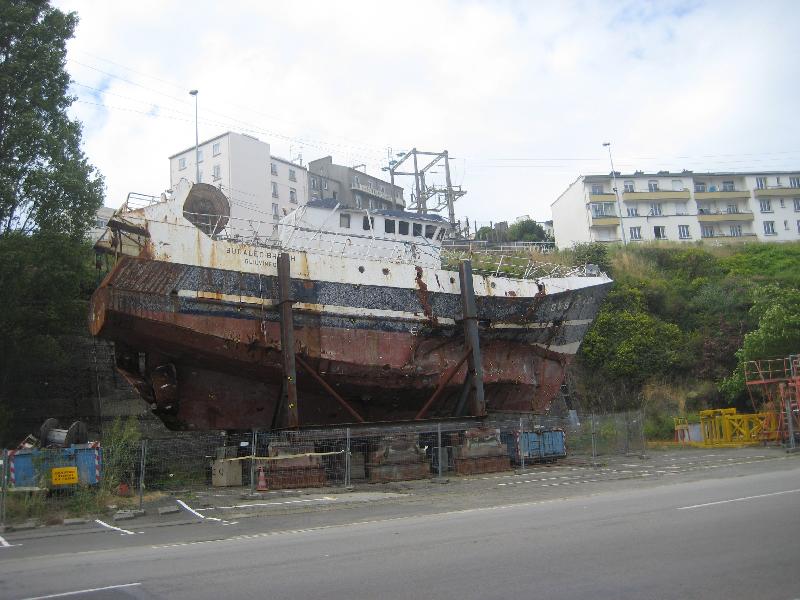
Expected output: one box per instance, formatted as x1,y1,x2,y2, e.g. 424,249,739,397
189,89,199,184
603,142,626,245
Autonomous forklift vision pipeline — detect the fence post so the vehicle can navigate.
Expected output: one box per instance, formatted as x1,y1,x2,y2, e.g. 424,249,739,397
591,412,598,467
437,423,443,479
519,417,525,471
784,387,796,450
250,430,257,495
138,439,147,511
1,449,7,529
640,408,647,458
345,428,351,487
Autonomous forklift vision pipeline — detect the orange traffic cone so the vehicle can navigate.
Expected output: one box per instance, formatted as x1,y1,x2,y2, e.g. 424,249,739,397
256,466,268,491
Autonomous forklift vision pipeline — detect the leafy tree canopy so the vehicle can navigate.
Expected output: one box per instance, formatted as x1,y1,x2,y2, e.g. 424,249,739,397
507,219,548,242
0,0,103,238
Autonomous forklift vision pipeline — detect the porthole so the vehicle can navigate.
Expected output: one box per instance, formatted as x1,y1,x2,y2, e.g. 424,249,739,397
358,266,365,273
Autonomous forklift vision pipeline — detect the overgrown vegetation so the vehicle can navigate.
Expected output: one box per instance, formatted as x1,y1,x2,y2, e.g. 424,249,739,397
568,242,800,419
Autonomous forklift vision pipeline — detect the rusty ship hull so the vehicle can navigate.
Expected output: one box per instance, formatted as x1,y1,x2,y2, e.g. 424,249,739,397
89,183,612,431
90,255,611,430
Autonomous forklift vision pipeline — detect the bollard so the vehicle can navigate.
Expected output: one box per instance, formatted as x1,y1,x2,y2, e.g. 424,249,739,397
250,430,257,494
640,408,647,459
138,439,147,511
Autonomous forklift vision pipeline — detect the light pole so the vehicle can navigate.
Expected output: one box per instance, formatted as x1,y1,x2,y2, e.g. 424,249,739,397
189,89,199,184
603,142,626,245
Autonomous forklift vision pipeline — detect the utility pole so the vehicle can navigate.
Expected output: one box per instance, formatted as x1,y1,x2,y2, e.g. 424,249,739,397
189,89,199,184
603,142,627,245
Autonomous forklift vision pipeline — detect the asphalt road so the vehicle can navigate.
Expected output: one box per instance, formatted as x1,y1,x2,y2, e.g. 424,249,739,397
1,454,798,599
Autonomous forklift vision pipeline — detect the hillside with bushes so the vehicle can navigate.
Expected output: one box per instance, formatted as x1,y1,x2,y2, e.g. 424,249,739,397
564,242,800,429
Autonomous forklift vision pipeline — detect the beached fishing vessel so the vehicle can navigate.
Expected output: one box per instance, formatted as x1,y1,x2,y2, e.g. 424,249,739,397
90,181,612,430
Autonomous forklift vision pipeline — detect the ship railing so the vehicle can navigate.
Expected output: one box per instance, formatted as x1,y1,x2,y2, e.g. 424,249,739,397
441,249,602,279
119,192,161,214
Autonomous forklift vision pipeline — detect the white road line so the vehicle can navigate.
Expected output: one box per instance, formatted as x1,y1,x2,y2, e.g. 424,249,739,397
176,499,205,519
677,488,800,510
94,519,135,535
20,582,142,599
0,534,10,547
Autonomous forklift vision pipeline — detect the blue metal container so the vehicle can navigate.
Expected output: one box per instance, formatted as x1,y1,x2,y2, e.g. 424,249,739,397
503,429,567,463
10,445,101,488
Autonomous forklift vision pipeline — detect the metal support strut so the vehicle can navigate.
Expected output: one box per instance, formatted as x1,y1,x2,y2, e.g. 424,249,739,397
457,260,485,417
278,253,299,428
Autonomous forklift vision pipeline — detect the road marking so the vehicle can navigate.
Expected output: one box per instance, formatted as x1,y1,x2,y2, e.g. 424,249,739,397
94,519,135,535
20,582,142,599
0,534,10,547
677,488,800,510
176,499,205,519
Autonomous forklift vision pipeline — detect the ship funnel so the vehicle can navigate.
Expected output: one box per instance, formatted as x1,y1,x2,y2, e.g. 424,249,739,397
182,183,230,236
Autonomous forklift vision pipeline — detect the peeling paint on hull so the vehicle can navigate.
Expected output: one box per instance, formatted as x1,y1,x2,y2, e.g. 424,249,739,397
90,255,611,431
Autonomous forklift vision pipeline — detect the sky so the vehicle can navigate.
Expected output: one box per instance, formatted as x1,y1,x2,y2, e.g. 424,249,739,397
54,0,800,225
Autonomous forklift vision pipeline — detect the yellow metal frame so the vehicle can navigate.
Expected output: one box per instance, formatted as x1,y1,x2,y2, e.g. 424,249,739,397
698,409,780,447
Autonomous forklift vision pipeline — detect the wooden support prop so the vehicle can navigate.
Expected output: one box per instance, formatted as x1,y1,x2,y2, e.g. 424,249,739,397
415,348,473,420
295,355,365,423
459,260,486,417
278,253,299,429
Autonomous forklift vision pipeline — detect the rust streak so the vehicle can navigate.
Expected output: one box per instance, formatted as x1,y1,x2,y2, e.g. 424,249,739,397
414,266,438,325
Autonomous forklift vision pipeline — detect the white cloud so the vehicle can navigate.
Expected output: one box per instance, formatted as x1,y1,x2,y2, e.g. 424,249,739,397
54,0,800,223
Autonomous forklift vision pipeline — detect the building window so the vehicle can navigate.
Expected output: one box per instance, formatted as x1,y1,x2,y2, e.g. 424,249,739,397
354,194,362,209
591,203,615,217
650,202,662,216
722,181,735,192
763,221,776,235
759,198,772,212
412,223,422,237
212,164,221,180
271,163,278,176
627,207,638,217
629,226,642,241
289,188,297,203
780,198,785,208
380,185,386,194
197,150,203,163
726,204,739,214
368,198,374,210
672,180,683,191
178,157,186,170
398,221,409,235
756,176,767,190
212,142,221,156
324,180,328,190
797,220,800,234
340,213,350,229
362,216,374,231
353,175,360,186
654,226,666,240
311,177,318,190
794,198,800,211
272,203,279,217
289,169,296,182
694,181,706,193
425,225,437,239
271,182,279,198
384,219,395,234
648,180,659,192
730,225,742,237
789,177,800,188
591,184,604,194
624,181,634,193
678,225,690,239
197,171,202,183
785,219,790,230
701,226,714,238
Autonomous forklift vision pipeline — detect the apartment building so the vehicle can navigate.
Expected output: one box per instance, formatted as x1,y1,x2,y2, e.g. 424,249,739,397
168,132,308,231
308,156,404,210
552,171,800,248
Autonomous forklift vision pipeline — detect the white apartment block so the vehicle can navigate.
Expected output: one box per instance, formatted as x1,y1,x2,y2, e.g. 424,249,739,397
168,132,308,234
552,171,800,248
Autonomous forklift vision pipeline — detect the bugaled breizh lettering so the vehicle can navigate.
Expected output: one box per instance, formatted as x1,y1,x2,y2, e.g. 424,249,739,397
226,246,296,268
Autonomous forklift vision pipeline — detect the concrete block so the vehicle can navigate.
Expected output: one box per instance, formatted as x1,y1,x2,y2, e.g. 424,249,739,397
158,505,181,515
63,518,89,526
113,511,136,521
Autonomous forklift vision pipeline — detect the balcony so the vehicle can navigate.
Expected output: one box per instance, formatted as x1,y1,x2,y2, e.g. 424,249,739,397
589,192,616,202
352,181,394,203
754,186,800,197
590,215,620,227
695,190,750,200
700,233,758,244
697,210,754,223
622,190,691,201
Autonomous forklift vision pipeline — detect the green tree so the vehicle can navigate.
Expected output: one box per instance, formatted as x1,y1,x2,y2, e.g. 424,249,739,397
0,1,103,238
507,219,548,242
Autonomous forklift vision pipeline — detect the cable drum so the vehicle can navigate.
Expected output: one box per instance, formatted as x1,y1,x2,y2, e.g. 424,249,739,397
182,183,230,235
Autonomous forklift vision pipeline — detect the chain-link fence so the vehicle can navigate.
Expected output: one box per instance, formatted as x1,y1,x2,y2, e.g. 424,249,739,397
0,411,646,526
